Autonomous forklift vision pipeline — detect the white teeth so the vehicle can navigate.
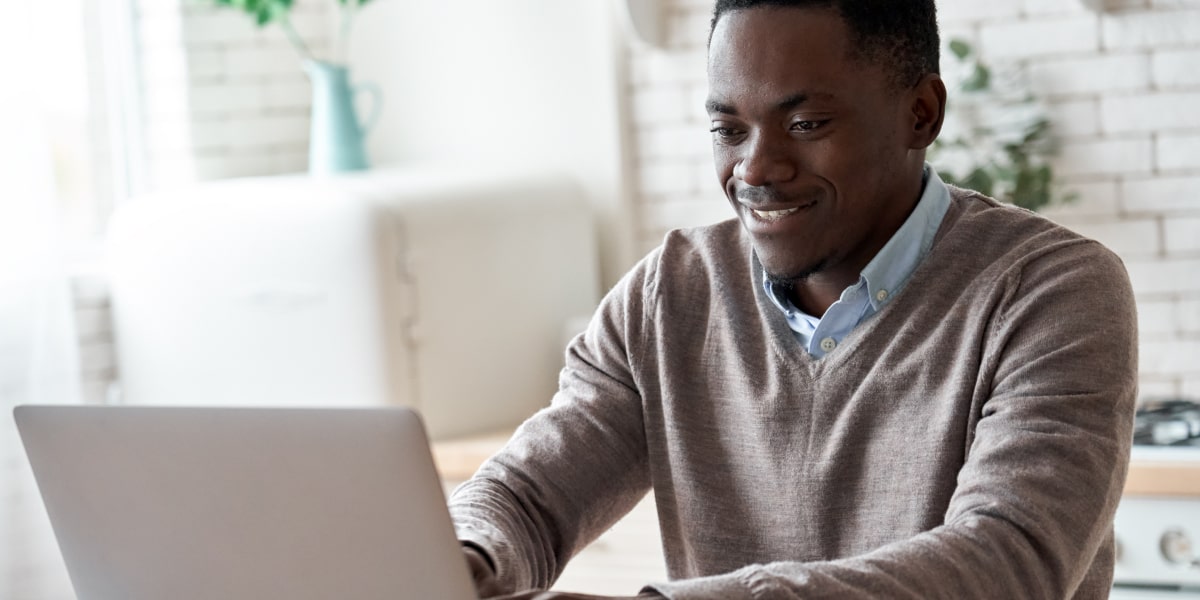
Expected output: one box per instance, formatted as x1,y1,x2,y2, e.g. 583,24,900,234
752,207,800,221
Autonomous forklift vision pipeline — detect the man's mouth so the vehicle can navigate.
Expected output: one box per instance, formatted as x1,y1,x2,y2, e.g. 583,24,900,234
746,200,817,223
751,207,801,221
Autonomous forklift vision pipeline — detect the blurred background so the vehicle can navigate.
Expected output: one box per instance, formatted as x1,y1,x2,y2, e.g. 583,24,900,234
2,0,1199,597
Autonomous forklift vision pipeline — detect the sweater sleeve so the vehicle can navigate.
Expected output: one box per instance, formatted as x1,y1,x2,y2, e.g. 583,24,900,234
646,239,1138,600
446,250,656,595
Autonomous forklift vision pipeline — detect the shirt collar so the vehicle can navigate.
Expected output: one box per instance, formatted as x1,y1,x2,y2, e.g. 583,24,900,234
762,164,951,316
859,164,951,311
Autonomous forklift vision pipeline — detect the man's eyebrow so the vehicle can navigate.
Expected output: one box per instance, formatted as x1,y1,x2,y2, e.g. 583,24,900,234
706,92,835,116
776,92,837,110
705,98,737,115
776,93,810,112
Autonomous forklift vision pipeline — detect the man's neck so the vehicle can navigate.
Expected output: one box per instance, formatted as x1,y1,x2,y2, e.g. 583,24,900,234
788,276,852,318
787,168,927,317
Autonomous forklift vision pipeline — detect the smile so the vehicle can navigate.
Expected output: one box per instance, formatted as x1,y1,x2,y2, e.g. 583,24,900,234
751,207,800,221
745,199,817,224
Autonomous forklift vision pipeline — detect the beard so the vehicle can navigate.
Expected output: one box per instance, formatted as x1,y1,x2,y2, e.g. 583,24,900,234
763,257,828,291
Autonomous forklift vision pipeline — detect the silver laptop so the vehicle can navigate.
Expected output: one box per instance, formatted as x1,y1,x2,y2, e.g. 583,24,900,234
13,405,478,600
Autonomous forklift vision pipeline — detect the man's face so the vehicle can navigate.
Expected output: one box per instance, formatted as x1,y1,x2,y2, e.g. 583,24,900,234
707,6,924,288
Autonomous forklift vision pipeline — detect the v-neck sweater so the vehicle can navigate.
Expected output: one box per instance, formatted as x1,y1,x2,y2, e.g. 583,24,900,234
763,164,951,358
448,186,1138,600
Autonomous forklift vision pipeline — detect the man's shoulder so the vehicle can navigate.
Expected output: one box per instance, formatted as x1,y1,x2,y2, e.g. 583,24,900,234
943,186,1113,257
620,218,756,313
641,218,751,279
661,217,747,251
944,185,1074,240
939,186,1129,290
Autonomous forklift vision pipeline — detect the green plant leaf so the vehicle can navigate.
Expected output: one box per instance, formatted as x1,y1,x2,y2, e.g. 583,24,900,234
1012,164,1054,211
962,168,995,197
1022,119,1050,144
948,39,972,60
199,0,291,27
961,64,991,92
936,167,958,184
932,35,1069,212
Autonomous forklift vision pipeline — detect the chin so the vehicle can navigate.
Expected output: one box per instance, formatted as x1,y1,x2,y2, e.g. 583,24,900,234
762,258,827,287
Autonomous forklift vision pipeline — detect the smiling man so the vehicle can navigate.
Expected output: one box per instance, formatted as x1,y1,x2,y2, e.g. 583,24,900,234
449,1,1137,599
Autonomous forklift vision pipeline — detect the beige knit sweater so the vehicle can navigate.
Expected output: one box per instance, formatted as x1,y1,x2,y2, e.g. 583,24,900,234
449,187,1138,599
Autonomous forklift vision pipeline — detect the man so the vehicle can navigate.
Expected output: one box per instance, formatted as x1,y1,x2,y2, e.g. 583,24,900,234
450,1,1137,598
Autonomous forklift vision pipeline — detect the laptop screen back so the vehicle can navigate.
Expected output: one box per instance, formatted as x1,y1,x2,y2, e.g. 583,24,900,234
14,405,477,600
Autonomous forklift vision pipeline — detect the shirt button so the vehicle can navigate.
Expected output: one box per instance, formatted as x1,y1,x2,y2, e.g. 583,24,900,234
820,337,837,352
875,289,889,302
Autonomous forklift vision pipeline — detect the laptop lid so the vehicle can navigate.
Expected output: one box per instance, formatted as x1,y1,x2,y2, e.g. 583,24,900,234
13,405,478,600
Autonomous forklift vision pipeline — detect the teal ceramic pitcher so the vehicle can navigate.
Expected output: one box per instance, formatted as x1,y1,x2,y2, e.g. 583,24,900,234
304,60,381,175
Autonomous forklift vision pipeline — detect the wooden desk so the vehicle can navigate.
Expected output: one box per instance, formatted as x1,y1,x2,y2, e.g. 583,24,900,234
431,430,514,481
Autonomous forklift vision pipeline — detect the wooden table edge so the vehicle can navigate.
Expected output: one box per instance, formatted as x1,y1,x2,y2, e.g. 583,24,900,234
1124,460,1200,497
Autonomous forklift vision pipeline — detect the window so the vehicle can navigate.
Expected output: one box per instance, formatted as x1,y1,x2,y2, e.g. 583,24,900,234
0,1,139,596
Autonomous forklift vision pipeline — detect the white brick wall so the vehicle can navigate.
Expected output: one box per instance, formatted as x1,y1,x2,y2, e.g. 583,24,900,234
72,273,117,405
1027,53,1150,96
1153,48,1200,87
941,0,1022,22
1043,180,1121,218
137,0,331,190
631,87,693,125
1044,98,1102,137
1053,136,1154,177
1123,175,1200,212
1141,340,1200,376
1100,91,1200,133
980,15,1100,58
1181,298,1200,333
1102,8,1200,49
1138,298,1178,336
625,0,1200,399
1070,218,1161,256
1126,258,1200,294
1164,217,1200,253
1158,134,1200,171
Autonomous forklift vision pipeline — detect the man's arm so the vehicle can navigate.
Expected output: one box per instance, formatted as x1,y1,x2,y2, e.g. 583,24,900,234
644,240,1137,599
448,251,658,596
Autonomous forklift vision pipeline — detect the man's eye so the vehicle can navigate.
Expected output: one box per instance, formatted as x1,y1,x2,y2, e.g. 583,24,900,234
709,126,739,137
791,120,827,132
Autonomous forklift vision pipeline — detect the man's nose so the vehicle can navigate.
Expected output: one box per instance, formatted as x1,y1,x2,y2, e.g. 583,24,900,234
734,132,796,187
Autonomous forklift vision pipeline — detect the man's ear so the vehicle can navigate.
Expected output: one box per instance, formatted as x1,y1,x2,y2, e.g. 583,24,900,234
907,73,947,150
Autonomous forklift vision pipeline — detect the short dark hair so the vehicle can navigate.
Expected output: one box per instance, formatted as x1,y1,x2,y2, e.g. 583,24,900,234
710,0,941,89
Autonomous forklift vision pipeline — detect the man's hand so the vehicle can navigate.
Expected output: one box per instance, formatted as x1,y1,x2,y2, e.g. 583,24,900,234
462,546,662,600
485,593,660,599
462,545,506,599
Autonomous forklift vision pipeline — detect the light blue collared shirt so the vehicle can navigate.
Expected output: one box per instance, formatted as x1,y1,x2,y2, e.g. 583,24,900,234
763,165,952,358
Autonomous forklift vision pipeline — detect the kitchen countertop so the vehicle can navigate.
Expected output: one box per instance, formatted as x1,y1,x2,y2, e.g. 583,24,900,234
1123,456,1200,497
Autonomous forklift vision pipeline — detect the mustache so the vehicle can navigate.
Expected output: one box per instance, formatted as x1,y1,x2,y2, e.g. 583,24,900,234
736,187,821,206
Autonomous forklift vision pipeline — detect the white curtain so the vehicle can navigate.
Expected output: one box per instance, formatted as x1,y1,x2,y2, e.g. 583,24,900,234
0,5,84,598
